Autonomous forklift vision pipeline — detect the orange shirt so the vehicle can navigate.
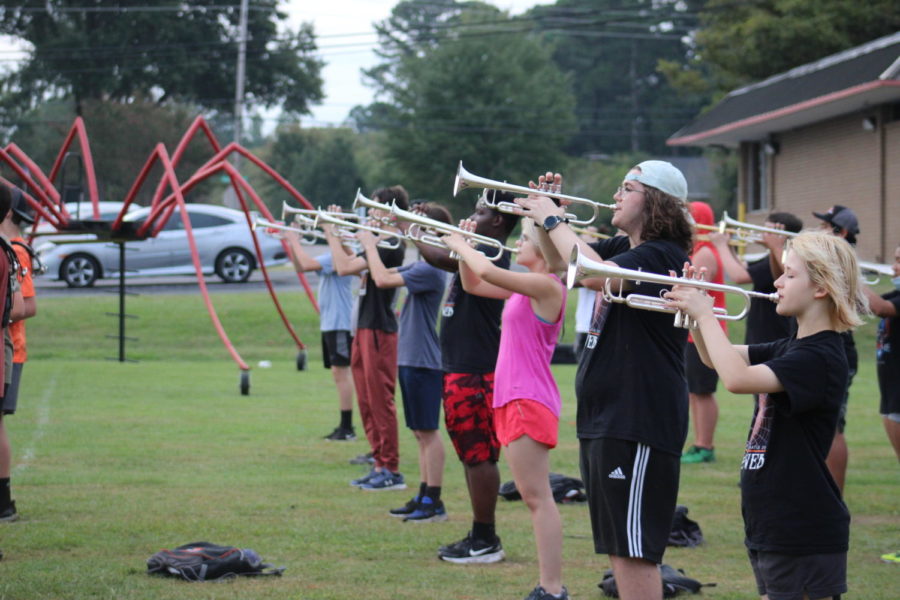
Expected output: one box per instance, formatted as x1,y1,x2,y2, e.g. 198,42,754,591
10,237,34,363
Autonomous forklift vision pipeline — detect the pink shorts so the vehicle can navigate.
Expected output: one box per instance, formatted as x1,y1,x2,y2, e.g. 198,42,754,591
494,399,558,449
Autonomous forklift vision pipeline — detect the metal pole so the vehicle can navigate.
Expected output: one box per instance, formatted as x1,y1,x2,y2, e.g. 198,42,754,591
233,0,249,167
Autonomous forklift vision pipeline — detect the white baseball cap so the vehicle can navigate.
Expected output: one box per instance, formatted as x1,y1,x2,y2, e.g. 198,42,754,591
625,160,688,201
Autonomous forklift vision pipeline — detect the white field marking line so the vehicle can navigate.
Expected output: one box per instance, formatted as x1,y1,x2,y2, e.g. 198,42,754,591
13,372,55,474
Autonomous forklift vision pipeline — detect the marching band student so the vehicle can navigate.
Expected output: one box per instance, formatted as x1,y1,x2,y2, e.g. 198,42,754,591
863,244,900,462
681,201,726,464
708,212,803,346
282,226,357,442
443,217,568,600
517,161,693,600
327,188,407,491
355,202,450,521
0,185,18,522
412,192,519,564
665,231,867,600
812,205,861,494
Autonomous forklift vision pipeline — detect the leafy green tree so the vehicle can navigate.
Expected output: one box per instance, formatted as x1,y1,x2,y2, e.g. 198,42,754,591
357,1,576,212
0,0,324,122
253,125,366,213
526,0,711,157
695,0,900,86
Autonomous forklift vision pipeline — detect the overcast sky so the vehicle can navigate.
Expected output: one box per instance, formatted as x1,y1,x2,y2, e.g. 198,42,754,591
287,0,542,126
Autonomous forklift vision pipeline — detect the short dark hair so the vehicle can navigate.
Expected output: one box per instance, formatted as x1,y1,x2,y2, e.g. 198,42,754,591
373,185,409,211
640,188,692,253
421,202,452,225
767,212,803,234
483,190,519,236
0,184,12,223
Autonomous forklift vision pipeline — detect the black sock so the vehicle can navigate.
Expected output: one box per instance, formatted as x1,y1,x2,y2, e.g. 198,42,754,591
340,410,352,430
425,485,441,502
0,477,9,506
472,521,495,542
418,482,428,500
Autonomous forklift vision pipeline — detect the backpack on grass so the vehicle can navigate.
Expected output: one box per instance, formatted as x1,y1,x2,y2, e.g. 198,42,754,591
147,541,284,582
499,473,587,504
599,564,715,598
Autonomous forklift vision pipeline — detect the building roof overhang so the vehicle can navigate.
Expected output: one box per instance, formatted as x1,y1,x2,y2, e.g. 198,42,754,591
668,80,900,147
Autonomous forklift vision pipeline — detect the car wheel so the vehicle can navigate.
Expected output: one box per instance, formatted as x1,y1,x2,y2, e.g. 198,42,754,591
60,253,101,288
215,248,254,283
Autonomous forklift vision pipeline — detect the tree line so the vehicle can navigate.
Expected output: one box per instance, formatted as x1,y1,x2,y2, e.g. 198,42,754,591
0,0,895,217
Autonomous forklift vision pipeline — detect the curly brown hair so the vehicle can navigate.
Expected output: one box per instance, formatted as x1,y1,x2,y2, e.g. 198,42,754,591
639,187,693,254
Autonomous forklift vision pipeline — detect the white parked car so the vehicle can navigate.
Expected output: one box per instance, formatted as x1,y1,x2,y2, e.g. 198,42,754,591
38,204,288,287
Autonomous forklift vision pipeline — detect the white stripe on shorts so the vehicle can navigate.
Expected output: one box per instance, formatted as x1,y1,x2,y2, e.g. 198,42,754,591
627,443,650,557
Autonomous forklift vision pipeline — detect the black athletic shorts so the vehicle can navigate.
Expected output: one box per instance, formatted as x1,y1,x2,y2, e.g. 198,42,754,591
580,437,680,564
1,362,23,415
685,342,718,395
748,549,847,600
321,330,352,369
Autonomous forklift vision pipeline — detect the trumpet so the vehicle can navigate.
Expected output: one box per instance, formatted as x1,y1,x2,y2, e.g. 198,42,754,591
717,212,798,243
253,218,358,248
859,260,894,285
567,247,778,329
314,210,404,250
453,161,613,226
281,201,360,224
390,201,518,261
352,189,397,226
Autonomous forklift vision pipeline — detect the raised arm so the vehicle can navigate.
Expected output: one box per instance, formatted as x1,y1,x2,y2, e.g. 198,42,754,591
665,274,781,395
283,230,323,273
709,232,751,284
864,286,898,318
357,230,405,289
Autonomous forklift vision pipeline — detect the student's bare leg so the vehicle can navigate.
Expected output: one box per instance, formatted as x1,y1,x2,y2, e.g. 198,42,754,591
506,435,562,595
0,415,9,478
689,392,718,449
609,555,662,600
331,365,354,412
464,461,499,525
416,429,444,487
883,417,900,462
826,432,847,493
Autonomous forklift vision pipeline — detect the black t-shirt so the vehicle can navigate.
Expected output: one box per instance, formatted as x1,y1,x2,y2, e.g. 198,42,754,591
877,290,900,408
575,236,690,456
743,331,850,554
356,244,405,332
439,247,511,373
746,257,795,344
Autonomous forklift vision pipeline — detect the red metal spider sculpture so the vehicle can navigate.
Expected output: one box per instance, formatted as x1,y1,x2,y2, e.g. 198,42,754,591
0,116,321,395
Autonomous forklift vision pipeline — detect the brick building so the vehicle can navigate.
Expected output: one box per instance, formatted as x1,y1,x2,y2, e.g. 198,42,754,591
669,32,900,263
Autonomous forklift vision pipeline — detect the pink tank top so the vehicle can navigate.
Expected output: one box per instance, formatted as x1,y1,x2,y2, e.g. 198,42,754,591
493,274,567,417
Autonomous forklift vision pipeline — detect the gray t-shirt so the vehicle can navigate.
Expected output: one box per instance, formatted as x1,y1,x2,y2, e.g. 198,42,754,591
316,252,354,332
398,261,446,369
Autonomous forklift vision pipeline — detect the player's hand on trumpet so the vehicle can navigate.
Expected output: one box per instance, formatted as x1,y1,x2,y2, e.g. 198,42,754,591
355,229,378,250
513,171,566,222
664,263,716,325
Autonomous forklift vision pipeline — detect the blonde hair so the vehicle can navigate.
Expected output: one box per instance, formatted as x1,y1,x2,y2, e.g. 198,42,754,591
786,231,869,331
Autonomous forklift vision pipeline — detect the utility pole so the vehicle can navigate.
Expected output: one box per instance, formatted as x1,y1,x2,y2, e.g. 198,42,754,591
233,0,249,167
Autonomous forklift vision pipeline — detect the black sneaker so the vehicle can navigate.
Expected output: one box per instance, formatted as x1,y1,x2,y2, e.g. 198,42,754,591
0,501,18,523
324,427,356,441
348,452,375,465
389,496,421,517
403,499,448,523
524,585,569,600
438,531,504,564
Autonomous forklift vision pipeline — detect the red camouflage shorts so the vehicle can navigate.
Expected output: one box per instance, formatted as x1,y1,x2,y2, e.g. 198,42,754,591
443,372,500,465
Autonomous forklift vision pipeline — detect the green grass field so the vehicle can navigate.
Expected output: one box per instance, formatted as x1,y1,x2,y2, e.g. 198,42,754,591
0,286,897,599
